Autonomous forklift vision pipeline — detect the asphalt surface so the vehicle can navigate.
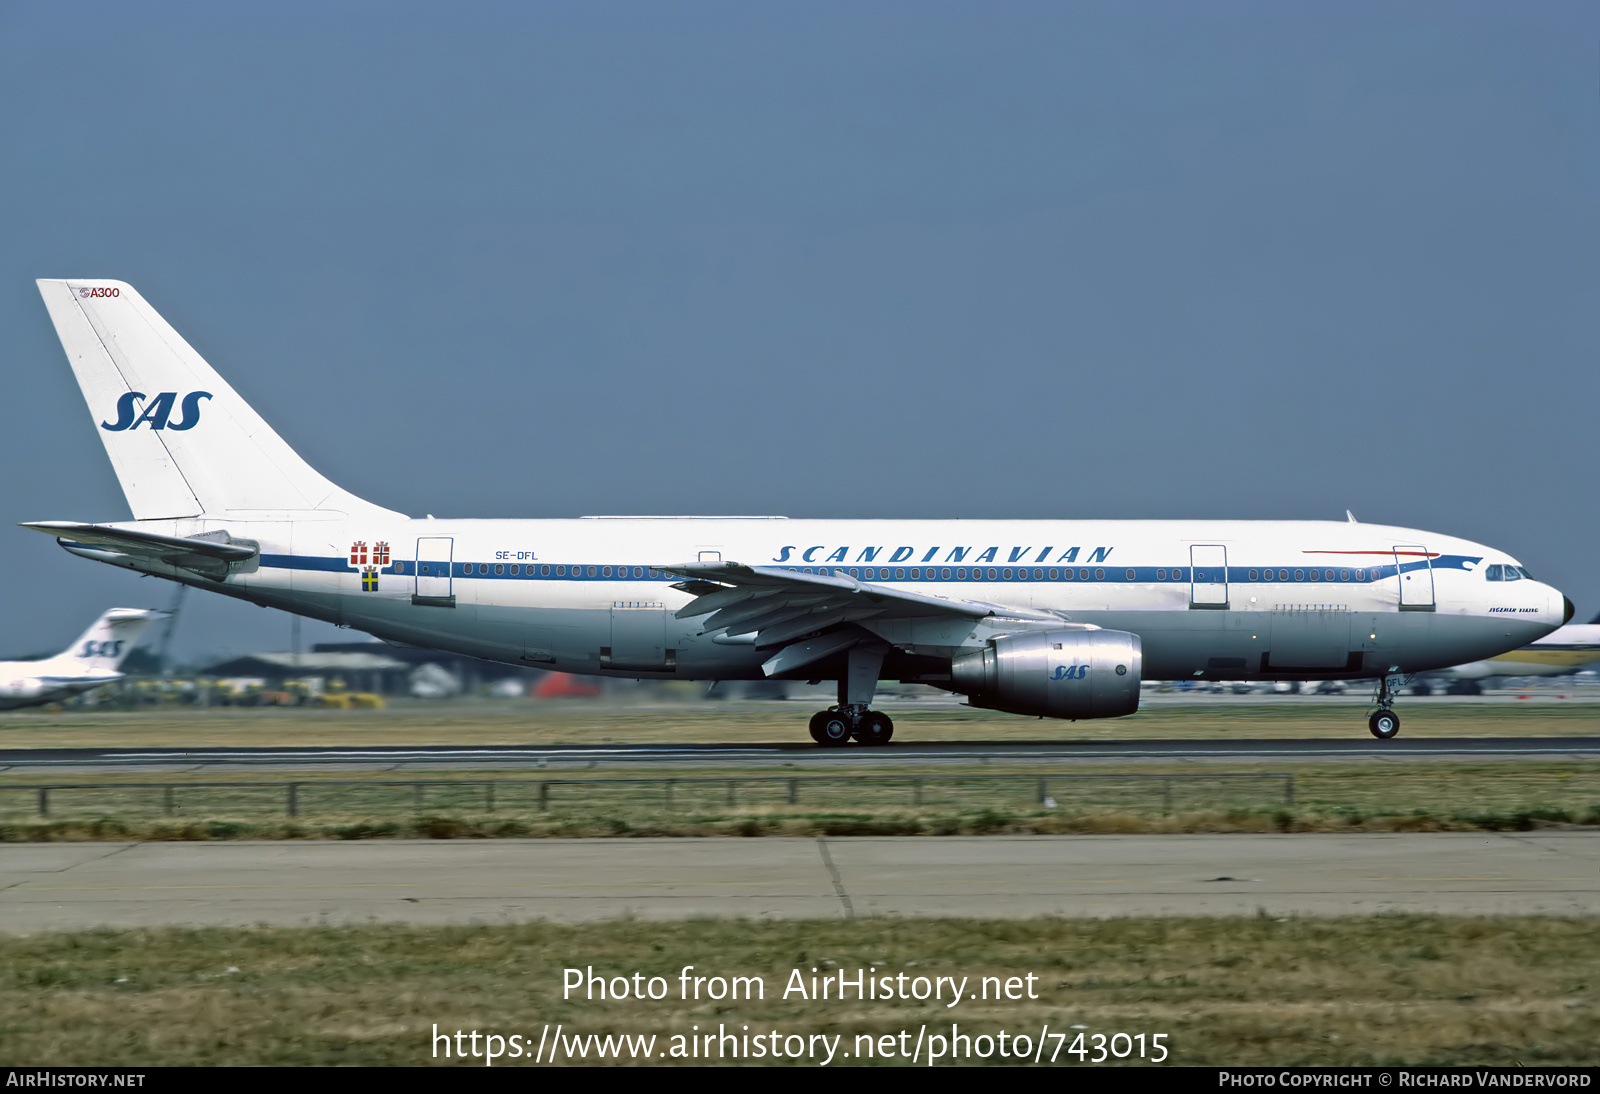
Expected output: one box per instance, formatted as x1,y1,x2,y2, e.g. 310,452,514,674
1,737,1598,772
1,833,1593,930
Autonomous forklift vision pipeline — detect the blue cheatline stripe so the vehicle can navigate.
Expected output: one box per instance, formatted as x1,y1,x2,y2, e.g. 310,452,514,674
255,553,1483,585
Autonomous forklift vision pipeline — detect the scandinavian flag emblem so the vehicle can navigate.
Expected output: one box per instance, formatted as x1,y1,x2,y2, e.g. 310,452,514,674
373,542,390,565
350,541,368,566
362,566,379,592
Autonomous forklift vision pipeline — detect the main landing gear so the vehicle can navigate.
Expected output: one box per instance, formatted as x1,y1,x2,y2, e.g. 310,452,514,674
1367,673,1409,740
808,706,894,748
806,640,894,747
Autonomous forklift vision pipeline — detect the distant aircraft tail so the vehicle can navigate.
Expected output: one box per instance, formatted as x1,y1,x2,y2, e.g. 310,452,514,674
53,608,166,672
35,279,401,522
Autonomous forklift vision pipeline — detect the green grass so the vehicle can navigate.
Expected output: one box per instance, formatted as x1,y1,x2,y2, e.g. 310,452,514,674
2,761,1597,839
2,917,1596,1065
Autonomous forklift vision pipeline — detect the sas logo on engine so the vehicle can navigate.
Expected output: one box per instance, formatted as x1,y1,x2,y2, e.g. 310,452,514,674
101,391,212,432
1050,665,1089,681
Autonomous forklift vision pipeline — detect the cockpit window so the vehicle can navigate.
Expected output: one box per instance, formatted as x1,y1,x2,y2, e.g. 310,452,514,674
1517,566,1534,579
1485,565,1503,581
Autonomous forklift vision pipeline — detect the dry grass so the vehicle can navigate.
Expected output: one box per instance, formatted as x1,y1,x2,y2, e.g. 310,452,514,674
1,917,1595,1065
0,696,1595,750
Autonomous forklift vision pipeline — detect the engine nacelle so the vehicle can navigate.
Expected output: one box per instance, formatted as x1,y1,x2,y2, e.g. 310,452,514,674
950,628,1141,719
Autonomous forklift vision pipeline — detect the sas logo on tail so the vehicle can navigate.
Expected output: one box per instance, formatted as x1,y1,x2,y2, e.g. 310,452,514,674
101,391,212,432
1050,665,1089,681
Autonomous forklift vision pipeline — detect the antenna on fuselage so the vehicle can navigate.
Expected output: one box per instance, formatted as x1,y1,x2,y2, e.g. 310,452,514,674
1346,510,1359,523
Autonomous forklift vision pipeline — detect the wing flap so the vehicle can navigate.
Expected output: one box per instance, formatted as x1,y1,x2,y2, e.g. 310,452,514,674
660,560,1058,649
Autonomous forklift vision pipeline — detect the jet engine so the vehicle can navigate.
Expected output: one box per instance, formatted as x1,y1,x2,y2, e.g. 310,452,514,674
950,628,1141,719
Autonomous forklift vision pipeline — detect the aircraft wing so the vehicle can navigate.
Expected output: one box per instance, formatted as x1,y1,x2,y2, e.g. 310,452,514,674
662,560,1059,648
20,521,257,580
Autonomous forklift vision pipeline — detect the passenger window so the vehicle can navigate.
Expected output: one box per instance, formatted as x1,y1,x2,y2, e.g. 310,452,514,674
1049,568,1059,580
1033,568,1043,580
1293,569,1304,581
942,568,952,579
1002,568,1014,580
1063,569,1073,580
895,568,905,579
1125,569,1135,580
1079,569,1090,580
1354,569,1363,580
495,564,505,576
987,568,998,580
1278,569,1288,581
1340,569,1349,581
1094,568,1105,580
541,565,550,576
509,565,519,576
587,566,597,577
1309,569,1319,581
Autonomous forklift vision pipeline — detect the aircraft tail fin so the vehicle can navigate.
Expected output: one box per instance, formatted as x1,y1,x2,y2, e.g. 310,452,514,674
35,279,401,522
54,608,167,672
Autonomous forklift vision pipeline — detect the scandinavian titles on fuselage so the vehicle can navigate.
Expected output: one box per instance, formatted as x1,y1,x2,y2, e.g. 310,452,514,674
771,545,1115,565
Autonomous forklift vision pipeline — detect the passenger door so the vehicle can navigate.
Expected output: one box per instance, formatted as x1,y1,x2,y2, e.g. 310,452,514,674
1393,545,1435,612
414,537,455,606
1189,545,1229,609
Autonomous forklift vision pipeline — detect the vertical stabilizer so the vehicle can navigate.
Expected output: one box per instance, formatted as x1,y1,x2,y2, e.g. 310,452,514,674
52,608,167,672
36,279,402,521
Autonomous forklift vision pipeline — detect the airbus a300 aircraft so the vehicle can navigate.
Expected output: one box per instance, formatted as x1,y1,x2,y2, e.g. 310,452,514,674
0,607,165,710
26,280,1573,743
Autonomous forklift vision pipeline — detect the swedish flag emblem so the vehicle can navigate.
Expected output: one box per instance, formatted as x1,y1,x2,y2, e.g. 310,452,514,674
362,566,379,592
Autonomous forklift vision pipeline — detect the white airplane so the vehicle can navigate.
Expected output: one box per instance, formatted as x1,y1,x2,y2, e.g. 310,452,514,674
23,280,1573,743
1421,612,1600,691
0,608,166,710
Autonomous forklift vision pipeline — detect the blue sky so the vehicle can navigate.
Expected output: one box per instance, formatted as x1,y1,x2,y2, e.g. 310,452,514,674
2,1,1595,661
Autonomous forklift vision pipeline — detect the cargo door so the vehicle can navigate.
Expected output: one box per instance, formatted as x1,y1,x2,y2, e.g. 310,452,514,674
1394,544,1435,612
413,537,455,606
604,602,673,670
1265,611,1353,670
1189,545,1229,609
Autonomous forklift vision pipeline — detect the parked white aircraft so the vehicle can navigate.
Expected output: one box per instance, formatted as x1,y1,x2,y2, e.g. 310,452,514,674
25,280,1573,743
0,608,166,710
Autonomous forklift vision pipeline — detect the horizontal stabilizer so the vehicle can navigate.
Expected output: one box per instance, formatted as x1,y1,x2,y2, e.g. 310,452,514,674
22,521,257,581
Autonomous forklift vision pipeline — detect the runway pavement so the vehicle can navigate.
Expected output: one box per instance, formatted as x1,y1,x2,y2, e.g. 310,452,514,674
2,737,1598,772
1,832,1594,931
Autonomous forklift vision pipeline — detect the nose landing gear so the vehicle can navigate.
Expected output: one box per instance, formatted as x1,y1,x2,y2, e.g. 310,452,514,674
1367,673,1409,740
1368,709,1400,740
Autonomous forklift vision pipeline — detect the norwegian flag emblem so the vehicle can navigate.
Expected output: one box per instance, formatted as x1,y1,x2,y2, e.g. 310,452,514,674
373,542,391,565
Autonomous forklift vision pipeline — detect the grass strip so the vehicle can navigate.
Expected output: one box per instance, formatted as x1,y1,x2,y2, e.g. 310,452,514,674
2,917,1595,1066
2,761,1596,839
